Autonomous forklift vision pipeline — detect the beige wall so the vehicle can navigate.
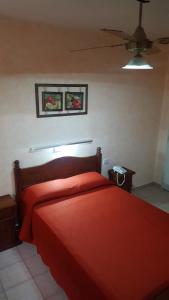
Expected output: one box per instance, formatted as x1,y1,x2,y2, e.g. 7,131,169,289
154,57,169,183
0,16,166,195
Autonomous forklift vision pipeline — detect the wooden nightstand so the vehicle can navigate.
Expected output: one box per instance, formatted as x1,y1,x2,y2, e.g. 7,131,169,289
108,167,136,193
0,195,19,251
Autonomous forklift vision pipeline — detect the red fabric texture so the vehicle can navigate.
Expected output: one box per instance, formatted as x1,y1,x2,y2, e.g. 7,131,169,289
19,172,112,242
30,186,169,300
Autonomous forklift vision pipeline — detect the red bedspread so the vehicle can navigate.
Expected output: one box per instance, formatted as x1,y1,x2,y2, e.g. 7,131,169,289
19,173,169,300
19,172,111,242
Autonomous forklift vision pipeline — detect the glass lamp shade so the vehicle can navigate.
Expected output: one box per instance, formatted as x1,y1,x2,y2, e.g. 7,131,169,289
122,53,153,70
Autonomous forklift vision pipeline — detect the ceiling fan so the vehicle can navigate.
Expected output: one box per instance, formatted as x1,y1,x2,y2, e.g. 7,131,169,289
71,0,169,55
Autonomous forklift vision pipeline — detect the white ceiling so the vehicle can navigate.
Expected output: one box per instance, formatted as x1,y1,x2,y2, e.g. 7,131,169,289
0,0,169,39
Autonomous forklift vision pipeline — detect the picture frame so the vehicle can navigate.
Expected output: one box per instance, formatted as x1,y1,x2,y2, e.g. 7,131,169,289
35,84,88,117
42,92,63,112
65,92,83,110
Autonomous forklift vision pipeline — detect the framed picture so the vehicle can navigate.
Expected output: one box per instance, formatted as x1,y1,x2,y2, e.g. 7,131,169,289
42,92,63,112
65,92,83,110
35,84,88,117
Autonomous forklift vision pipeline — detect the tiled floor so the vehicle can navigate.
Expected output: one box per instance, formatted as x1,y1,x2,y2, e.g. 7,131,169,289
0,243,68,300
133,182,169,213
0,183,169,300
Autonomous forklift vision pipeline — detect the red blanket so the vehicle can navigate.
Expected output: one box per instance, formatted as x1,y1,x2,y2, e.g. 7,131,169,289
19,173,169,300
19,172,112,242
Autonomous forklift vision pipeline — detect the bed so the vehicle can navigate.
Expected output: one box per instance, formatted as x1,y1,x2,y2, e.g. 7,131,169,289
14,148,169,300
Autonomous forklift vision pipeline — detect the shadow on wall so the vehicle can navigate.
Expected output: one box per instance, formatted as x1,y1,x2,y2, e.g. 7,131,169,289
0,14,165,75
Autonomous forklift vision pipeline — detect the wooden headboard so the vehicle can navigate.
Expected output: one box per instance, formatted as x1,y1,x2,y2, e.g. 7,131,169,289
14,147,102,204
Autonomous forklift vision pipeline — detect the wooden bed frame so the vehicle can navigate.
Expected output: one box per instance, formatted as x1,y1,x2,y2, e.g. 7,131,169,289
14,147,102,205
13,147,169,299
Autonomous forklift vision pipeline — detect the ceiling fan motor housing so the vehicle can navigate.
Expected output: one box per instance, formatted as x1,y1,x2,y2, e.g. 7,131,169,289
125,40,153,52
125,26,153,52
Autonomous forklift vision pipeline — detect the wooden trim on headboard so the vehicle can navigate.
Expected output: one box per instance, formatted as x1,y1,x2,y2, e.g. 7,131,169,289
14,147,102,205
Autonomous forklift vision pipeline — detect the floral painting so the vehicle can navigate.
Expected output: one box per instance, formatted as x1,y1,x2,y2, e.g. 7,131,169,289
35,84,88,117
65,92,83,110
42,92,63,111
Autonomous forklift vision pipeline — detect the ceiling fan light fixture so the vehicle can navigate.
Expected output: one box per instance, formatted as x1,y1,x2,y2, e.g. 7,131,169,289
122,53,153,70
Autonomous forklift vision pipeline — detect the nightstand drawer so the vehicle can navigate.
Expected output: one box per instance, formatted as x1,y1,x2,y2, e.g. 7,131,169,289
0,206,16,220
0,194,20,251
0,218,16,248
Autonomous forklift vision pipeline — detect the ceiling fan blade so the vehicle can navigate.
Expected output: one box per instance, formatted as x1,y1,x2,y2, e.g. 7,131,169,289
157,37,169,45
145,46,161,55
100,28,132,40
70,43,125,52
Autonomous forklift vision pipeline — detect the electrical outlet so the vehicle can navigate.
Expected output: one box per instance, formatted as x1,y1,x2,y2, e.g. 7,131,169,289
103,158,110,165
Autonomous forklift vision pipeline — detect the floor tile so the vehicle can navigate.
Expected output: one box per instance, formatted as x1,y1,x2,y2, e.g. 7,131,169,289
5,279,43,300
34,271,60,299
46,289,68,300
24,254,48,277
0,291,7,300
133,183,169,211
17,242,37,260
0,248,21,270
0,261,31,290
